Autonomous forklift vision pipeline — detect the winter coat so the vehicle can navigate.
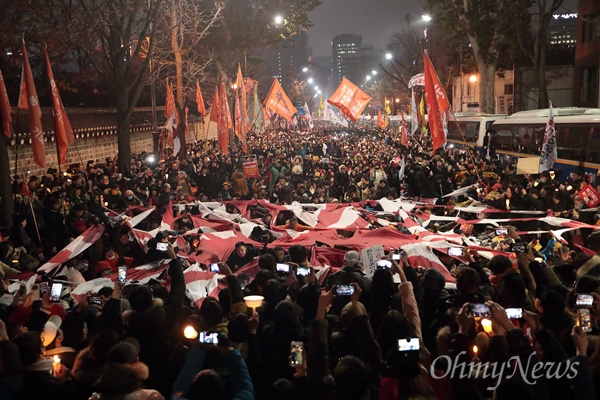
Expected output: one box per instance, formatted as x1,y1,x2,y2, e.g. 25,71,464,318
90,362,164,400
231,171,249,197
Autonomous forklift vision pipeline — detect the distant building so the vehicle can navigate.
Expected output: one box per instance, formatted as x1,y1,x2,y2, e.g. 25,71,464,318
259,32,310,91
549,12,578,48
332,34,362,85
574,0,600,107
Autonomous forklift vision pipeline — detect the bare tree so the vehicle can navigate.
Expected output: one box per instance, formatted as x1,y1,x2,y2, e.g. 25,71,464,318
51,0,161,173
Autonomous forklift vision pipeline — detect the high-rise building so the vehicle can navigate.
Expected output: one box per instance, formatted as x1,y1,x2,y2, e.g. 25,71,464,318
332,34,362,85
259,31,310,91
574,0,600,107
549,12,578,48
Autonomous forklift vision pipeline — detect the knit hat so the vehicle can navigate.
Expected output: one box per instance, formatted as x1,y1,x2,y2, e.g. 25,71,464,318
40,315,62,347
124,190,134,197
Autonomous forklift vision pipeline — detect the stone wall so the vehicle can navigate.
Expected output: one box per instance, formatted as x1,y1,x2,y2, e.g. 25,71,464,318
6,121,215,178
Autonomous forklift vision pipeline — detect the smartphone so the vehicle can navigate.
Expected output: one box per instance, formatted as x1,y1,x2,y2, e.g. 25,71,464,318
448,247,463,257
505,308,523,319
576,293,594,307
156,242,168,251
198,331,219,344
377,260,392,269
496,228,509,236
50,283,63,303
398,337,420,351
577,309,592,333
276,263,290,273
392,253,401,261
210,263,220,272
335,284,355,296
13,248,21,259
89,296,103,305
117,266,127,283
39,282,49,296
289,341,304,367
510,242,527,253
469,303,491,318
297,267,310,277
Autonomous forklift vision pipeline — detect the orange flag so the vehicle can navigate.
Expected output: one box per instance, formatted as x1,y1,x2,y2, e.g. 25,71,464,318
377,110,386,130
196,81,206,117
20,40,46,168
264,78,297,122
234,93,242,140
237,64,249,135
218,79,229,155
18,64,27,110
0,69,12,137
44,45,74,166
209,85,219,123
401,113,409,147
423,51,450,154
328,77,371,122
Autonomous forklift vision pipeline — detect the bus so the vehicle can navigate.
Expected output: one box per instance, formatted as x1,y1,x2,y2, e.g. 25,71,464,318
491,107,600,180
447,113,507,149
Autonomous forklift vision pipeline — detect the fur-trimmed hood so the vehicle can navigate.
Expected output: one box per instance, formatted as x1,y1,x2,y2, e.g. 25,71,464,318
94,362,150,397
577,255,600,278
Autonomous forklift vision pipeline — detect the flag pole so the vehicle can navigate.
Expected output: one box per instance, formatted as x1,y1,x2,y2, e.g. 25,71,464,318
27,197,42,245
13,109,20,184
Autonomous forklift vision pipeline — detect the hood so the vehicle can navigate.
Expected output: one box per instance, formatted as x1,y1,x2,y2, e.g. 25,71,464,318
94,362,149,397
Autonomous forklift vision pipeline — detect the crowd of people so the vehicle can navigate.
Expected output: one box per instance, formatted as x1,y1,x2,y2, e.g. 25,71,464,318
0,122,600,400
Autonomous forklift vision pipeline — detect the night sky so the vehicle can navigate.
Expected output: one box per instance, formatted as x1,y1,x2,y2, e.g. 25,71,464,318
306,0,580,58
307,0,427,57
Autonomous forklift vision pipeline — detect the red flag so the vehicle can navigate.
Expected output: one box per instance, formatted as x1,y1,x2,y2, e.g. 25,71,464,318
164,83,176,148
0,69,12,137
234,92,242,140
43,45,74,166
18,64,27,110
218,79,229,155
423,52,449,154
21,40,46,168
377,110,386,130
196,81,206,117
209,85,219,123
401,113,409,147
165,82,175,120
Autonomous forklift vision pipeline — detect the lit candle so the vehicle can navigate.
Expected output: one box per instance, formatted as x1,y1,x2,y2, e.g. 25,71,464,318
505,199,510,210
52,355,61,373
481,318,493,333
473,345,478,357
183,326,198,340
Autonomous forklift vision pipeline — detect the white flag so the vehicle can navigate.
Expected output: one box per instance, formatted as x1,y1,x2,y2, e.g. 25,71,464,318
411,89,418,135
539,102,557,173
304,102,314,129
323,103,348,127
398,157,406,181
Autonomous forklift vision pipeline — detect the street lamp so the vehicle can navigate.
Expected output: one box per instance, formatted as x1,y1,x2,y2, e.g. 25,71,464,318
274,15,283,25
469,74,477,83
307,77,314,84
371,70,377,75
314,86,319,91
366,75,372,81
395,98,400,103
385,52,393,60
422,14,432,22
302,67,308,72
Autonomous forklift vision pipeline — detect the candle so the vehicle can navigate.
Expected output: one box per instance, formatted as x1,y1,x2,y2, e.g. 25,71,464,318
244,295,264,309
183,326,198,340
481,318,493,333
505,199,510,210
473,345,478,357
52,355,61,373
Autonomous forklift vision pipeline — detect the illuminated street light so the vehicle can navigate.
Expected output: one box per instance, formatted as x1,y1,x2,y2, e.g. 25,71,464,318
469,74,478,83
317,90,322,94
366,75,371,81
274,15,283,25
385,52,393,60
314,86,319,90
307,78,314,84
302,67,308,72
371,70,377,75
395,98,400,103
422,14,432,22
231,83,238,90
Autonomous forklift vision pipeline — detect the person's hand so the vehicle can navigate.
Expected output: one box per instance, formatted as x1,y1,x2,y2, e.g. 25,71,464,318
316,288,334,320
112,281,122,299
507,226,520,241
457,303,474,334
350,282,362,304
217,262,233,277
522,310,541,333
487,301,515,333
54,364,70,382
0,319,8,341
284,271,298,288
41,288,52,310
571,325,589,357
247,311,259,335
307,266,316,284
22,292,34,309
293,347,308,378
463,249,475,263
